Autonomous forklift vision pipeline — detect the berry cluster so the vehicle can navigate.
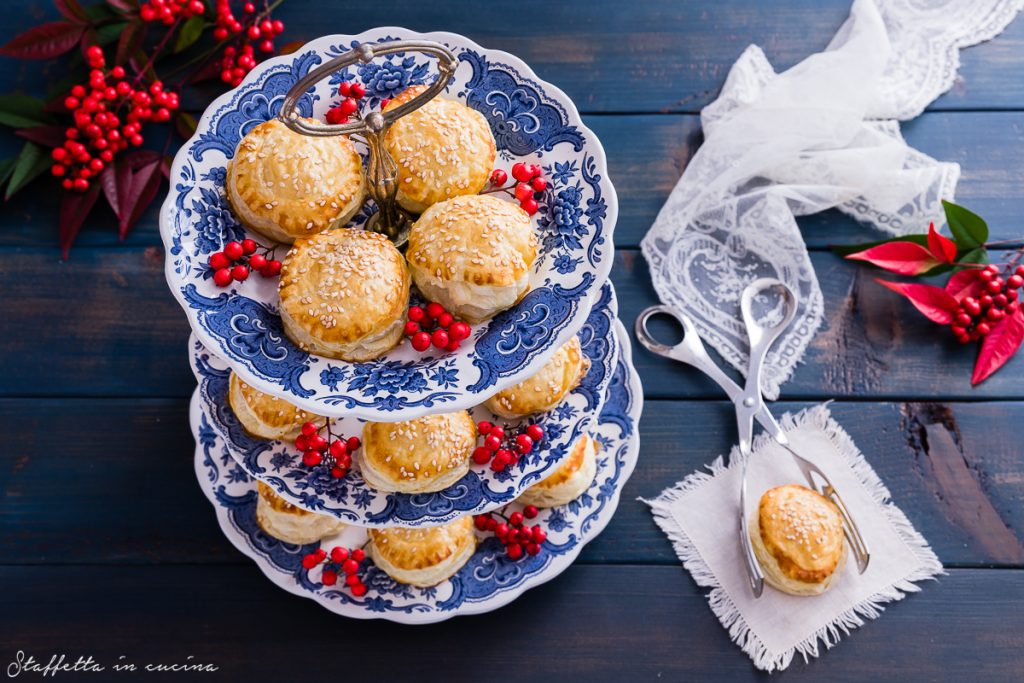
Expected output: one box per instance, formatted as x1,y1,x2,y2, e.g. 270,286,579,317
326,81,367,124
215,2,286,86
404,302,472,353
951,264,1024,343
474,507,546,560
207,239,281,287
51,46,179,192
301,546,368,596
139,0,206,23
294,421,361,479
486,162,547,216
472,422,545,473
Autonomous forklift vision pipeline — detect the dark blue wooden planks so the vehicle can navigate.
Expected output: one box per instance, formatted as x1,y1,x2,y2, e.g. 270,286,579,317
3,398,1021,567
3,1,1023,114
0,564,1020,682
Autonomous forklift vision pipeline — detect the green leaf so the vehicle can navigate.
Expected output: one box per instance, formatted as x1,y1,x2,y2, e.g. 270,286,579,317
94,21,128,46
959,246,990,267
830,233,930,257
942,199,989,250
0,157,17,188
175,15,205,53
0,93,51,128
5,142,51,200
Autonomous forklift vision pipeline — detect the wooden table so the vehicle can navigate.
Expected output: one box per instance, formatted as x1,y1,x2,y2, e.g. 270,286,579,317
2,2,1022,680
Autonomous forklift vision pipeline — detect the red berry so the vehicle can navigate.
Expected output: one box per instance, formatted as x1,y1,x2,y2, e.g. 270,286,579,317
258,39,274,53
426,302,445,319
351,582,367,597
987,280,1003,294
329,440,348,458
484,434,502,451
352,548,365,562
520,198,539,215
231,264,249,281
431,329,449,348
294,435,309,451
1016,266,1024,278
491,452,510,471
449,321,471,341
213,268,233,287
531,526,546,543
437,312,454,329
955,313,972,327
474,515,490,531
411,331,431,352
272,20,284,34
976,322,991,335
249,253,267,270
526,424,544,442
346,436,361,451
325,107,346,125
514,182,534,202
490,169,507,186
339,97,358,116
350,83,366,99
404,321,420,336
511,162,532,182
301,553,320,569
1008,275,1023,289
241,238,257,255
321,569,338,586
523,505,539,519
308,434,327,452
509,512,524,527
994,293,1009,308
247,25,261,39
224,240,244,260
531,177,548,192
495,523,509,539
408,305,425,322
262,260,282,277
507,543,523,560
209,251,230,270
342,558,359,575
964,299,981,315
472,446,491,464
529,164,542,178
981,294,994,308
489,425,505,441
988,308,1005,321
486,518,497,531
477,421,493,435
330,546,349,563
526,543,541,556
303,450,322,467
338,81,352,97
515,434,534,454
980,269,994,282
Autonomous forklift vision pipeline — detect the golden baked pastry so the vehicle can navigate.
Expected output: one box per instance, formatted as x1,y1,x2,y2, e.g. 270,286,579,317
226,117,366,244
407,194,537,322
367,516,476,587
278,229,410,361
484,337,590,418
359,410,477,493
517,434,599,508
383,86,496,213
255,482,346,544
228,371,322,441
750,484,846,596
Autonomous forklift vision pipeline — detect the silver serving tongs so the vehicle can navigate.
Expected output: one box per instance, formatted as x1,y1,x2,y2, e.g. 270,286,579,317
635,278,870,597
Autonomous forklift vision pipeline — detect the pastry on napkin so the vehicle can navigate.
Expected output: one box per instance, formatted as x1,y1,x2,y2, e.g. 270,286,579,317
644,404,942,672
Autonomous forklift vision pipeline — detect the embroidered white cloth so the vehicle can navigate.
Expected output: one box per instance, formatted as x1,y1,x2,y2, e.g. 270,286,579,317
645,405,943,672
641,0,1024,398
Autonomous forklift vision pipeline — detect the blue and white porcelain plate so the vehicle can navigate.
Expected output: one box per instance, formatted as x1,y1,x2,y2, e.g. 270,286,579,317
192,318,641,623
162,27,618,421
190,282,619,527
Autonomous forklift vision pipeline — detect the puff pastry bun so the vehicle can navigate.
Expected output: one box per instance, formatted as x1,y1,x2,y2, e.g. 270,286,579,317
359,410,477,493
228,371,322,440
750,484,846,596
226,118,366,244
367,516,476,587
278,229,410,361
383,86,496,214
407,194,537,322
256,482,346,544
485,337,590,418
517,433,599,508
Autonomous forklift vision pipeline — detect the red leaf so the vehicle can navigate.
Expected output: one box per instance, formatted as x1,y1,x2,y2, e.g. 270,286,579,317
117,155,163,239
15,125,66,148
972,308,1024,384
846,241,942,275
59,183,101,259
875,279,960,324
55,0,89,23
944,268,985,302
99,164,120,217
106,0,139,12
0,22,85,60
927,222,957,264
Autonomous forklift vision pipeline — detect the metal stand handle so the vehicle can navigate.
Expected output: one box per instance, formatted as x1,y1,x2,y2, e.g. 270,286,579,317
277,40,459,245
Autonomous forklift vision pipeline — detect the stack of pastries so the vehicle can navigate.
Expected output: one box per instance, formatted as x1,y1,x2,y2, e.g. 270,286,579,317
204,87,605,591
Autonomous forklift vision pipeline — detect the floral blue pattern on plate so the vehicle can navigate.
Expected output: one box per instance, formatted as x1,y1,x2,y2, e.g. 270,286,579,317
191,318,642,623
190,282,619,527
161,27,618,421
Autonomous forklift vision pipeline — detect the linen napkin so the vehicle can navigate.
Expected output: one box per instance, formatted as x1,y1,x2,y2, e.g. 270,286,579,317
645,404,942,672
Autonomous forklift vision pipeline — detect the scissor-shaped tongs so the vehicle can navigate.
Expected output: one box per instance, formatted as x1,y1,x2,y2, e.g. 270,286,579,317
635,278,870,596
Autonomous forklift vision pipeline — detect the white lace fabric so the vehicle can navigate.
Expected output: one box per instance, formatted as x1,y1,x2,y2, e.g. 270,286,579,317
641,0,1023,398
